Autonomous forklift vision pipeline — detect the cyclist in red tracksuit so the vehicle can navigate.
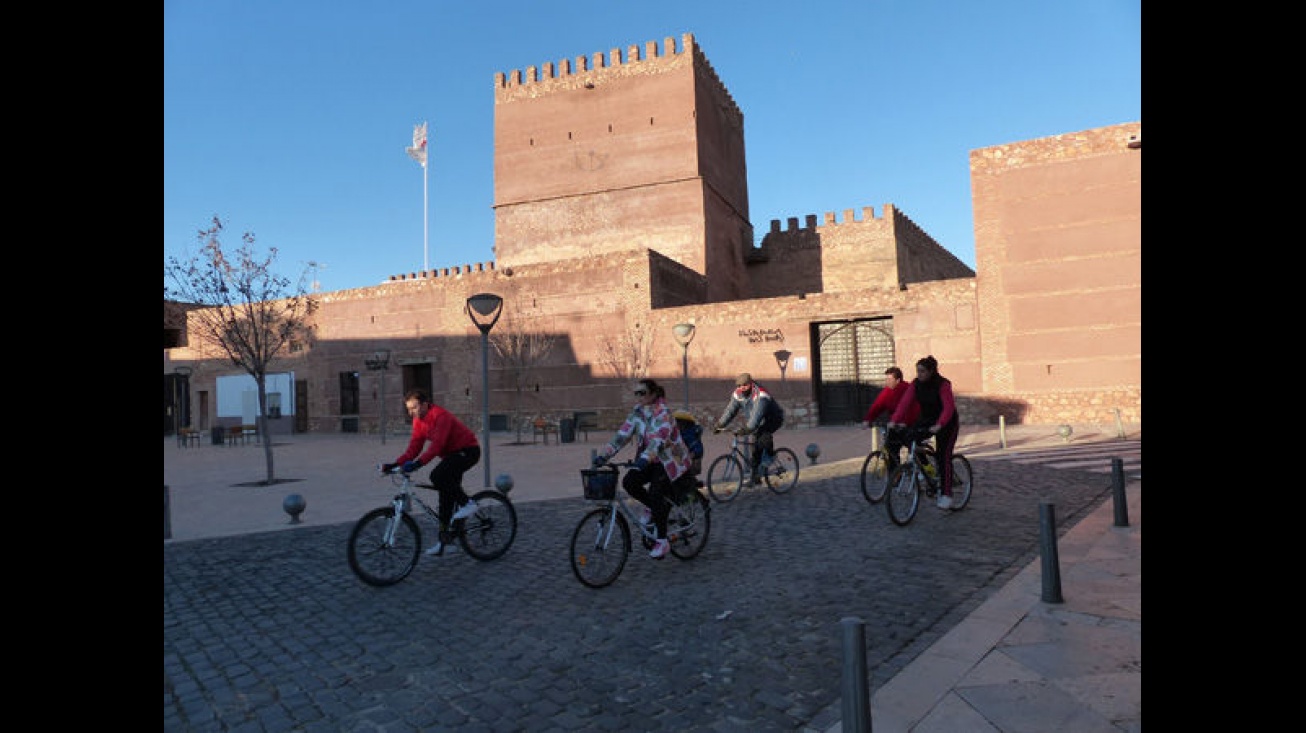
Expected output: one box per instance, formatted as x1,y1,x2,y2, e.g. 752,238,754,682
862,366,918,469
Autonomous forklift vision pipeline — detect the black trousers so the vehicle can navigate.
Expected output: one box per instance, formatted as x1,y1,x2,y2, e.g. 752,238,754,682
428,446,480,526
623,463,672,538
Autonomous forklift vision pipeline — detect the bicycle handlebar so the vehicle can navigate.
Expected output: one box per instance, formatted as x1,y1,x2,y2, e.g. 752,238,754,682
377,463,417,476
887,425,935,443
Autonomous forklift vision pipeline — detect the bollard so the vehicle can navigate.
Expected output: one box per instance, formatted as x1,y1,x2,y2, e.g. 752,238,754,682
495,473,514,494
806,443,821,465
1114,407,1126,439
283,493,306,524
998,415,1008,450
164,485,172,540
840,617,872,733
1039,502,1064,603
1111,457,1129,527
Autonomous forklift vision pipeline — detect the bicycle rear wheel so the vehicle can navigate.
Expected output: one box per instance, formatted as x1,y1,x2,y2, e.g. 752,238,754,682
885,464,921,526
859,450,891,504
948,455,973,510
570,507,631,588
706,455,745,502
764,447,800,494
457,490,518,561
347,507,422,587
668,490,711,560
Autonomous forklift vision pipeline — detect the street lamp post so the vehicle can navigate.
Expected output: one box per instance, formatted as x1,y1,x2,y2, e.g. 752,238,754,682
364,349,392,444
673,323,696,410
466,293,504,489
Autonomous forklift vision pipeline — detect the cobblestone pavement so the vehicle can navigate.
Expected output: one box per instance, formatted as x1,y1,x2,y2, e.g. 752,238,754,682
165,452,1126,732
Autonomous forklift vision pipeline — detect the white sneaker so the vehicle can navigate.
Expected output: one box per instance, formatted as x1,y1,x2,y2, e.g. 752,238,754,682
649,538,670,559
451,500,479,522
936,494,954,510
425,541,446,556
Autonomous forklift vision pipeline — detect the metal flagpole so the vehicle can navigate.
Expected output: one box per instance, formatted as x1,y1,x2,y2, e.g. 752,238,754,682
406,122,429,271
422,137,429,272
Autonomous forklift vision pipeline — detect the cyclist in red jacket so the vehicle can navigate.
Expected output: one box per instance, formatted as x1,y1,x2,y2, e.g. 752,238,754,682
382,388,481,556
862,366,918,470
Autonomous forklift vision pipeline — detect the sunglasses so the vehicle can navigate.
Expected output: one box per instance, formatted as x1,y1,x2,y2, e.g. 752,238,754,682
633,389,648,397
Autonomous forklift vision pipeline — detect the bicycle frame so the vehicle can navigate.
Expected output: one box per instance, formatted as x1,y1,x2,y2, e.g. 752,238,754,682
593,485,663,547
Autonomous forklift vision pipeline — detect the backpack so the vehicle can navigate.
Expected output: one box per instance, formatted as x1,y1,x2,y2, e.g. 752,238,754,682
673,411,704,475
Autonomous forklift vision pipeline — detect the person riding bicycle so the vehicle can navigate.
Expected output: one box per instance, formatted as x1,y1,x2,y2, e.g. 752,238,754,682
713,373,785,484
592,378,696,560
381,388,481,556
861,366,919,469
888,355,960,510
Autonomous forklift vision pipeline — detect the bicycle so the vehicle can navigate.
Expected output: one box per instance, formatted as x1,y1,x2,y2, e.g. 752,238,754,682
859,423,924,505
705,428,800,502
569,461,712,589
884,426,973,526
346,465,518,587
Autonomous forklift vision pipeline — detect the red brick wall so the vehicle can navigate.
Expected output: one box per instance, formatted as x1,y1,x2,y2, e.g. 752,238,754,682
971,122,1142,423
164,28,1140,434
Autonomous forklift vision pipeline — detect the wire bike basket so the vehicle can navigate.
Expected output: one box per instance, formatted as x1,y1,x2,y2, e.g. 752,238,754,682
581,466,619,500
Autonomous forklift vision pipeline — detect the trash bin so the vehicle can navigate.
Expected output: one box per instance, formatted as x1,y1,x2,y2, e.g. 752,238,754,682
211,426,225,445
559,418,576,444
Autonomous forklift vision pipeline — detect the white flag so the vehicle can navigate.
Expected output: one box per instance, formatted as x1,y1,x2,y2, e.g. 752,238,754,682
405,122,428,167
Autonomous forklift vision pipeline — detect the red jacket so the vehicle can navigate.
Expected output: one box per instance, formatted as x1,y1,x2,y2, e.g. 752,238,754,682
394,403,479,467
864,381,917,424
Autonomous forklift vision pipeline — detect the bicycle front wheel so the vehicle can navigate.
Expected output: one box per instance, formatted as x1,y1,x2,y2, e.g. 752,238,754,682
347,507,422,587
457,490,518,561
668,490,711,560
859,450,891,504
949,455,974,510
706,454,745,502
885,464,921,527
764,447,800,494
570,507,631,588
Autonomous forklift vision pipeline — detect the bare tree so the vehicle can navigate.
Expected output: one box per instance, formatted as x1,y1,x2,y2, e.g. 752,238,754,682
596,319,658,382
489,301,560,443
164,216,315,485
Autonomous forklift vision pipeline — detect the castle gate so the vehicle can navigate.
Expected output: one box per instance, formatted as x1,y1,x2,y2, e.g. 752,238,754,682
813,318,896,425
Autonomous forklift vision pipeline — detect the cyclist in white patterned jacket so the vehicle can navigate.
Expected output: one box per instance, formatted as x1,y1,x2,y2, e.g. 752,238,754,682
592,378,695,559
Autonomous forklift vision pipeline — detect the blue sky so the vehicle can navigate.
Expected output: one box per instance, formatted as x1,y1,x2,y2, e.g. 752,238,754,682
164,0,1140,293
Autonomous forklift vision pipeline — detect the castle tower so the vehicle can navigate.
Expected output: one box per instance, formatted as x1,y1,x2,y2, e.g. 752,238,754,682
492,33,752,301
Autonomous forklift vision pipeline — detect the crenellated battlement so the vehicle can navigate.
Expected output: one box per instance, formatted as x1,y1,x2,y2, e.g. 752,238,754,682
496,33,694,89
493,32,741,120
767,205,895,234
386,260,497,282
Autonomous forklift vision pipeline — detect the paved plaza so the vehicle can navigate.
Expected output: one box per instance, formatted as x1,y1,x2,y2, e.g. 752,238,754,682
165,423,1140,732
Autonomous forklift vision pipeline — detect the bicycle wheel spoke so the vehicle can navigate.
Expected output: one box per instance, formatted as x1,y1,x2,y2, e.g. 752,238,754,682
570,508,629,588
459,491,518,561
348,507,421,586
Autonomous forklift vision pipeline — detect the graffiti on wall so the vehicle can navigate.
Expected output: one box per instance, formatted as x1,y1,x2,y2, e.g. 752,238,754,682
738,328,784,345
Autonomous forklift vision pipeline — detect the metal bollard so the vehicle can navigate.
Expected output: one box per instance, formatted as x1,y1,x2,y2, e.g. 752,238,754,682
840,617,872,733
1039,502,1064,604
1111,457,1130,527
164,484,172,540
998,415,1008,450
